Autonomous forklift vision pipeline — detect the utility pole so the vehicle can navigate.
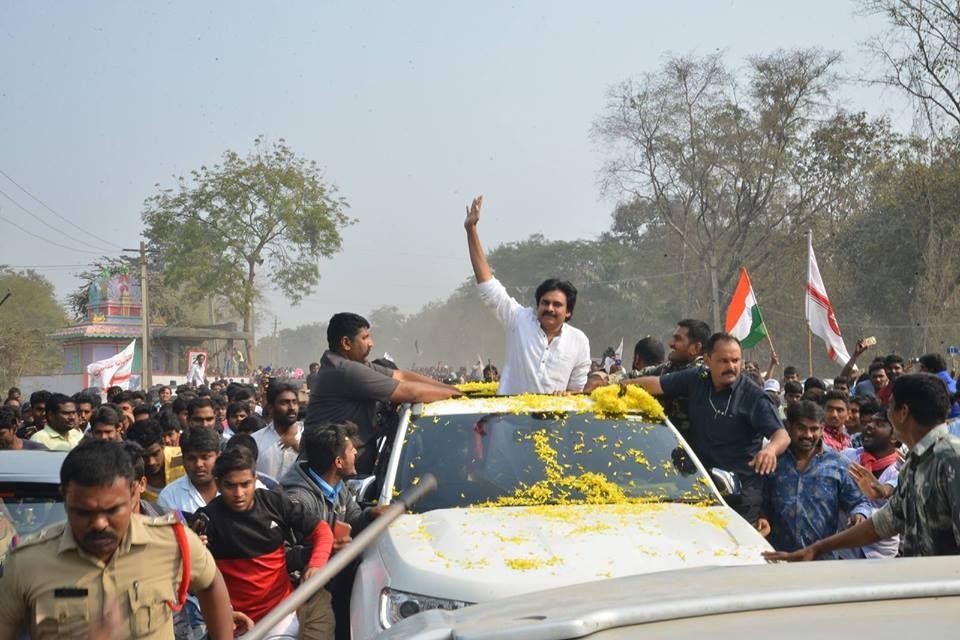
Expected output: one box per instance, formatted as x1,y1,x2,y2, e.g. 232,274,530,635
272,315,279,366
124,242,151,390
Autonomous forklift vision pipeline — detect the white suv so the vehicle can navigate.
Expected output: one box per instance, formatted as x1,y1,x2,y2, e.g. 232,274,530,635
350,392,771,639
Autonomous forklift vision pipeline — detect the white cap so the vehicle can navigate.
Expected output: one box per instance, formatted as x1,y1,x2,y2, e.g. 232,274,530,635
763,379,781,393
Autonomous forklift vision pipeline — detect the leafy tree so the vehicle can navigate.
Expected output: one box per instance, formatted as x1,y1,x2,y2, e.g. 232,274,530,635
0,269,68,389
142,136,353,366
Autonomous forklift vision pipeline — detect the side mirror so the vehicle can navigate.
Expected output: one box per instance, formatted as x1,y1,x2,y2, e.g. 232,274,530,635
710,468,741,500
346,475,378,504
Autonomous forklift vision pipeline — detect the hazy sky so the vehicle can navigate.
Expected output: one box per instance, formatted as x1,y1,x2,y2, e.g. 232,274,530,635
1,1,910,337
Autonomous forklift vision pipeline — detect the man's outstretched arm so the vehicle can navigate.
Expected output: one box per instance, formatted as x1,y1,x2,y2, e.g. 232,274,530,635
390,380,461,403
464,195,493,284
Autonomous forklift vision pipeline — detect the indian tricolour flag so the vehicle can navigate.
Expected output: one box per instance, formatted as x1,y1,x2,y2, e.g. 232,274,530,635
724,267,767,349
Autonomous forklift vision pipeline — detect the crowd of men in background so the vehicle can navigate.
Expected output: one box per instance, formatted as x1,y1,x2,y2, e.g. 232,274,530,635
1,194,959,636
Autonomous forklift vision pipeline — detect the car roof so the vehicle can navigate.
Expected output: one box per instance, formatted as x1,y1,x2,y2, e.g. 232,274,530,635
0,450,66,483
381,556,960,639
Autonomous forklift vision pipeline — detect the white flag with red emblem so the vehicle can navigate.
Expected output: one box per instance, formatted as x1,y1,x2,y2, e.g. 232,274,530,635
87,339,137,390
806,234,850,365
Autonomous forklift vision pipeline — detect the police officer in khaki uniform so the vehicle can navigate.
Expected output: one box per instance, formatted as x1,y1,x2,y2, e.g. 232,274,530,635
0,439,241,639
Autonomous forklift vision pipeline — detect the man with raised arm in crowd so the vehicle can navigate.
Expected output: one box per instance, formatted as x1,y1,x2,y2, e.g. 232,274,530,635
765,373,960,561
306,312,460,476
622,332,790,526
463,195,591,395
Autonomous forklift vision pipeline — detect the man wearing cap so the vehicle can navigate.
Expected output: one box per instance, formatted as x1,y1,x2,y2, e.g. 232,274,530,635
763,379,785,419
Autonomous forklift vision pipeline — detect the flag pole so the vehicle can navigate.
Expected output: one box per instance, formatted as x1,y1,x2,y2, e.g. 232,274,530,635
807,327,814,378
806,229,814,378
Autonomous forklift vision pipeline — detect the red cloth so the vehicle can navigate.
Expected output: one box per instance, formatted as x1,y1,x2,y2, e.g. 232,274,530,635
822,425,851,451
216,520,332,623
877,384,893,407
859,450,899,474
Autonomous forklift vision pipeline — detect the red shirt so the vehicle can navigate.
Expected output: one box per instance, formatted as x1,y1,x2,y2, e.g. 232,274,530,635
822,425,851,451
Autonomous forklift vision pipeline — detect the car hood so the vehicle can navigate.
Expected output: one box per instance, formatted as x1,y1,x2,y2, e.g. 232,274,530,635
377,502,771,603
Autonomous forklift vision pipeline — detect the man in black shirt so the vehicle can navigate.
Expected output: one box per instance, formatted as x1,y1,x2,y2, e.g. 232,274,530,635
305,312,461,474
624,332,789,525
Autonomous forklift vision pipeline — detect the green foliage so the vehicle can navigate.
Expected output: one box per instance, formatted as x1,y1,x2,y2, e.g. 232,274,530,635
142,136,354,348
0,269,68,389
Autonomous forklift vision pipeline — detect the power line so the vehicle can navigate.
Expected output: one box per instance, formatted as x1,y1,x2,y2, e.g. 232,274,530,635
0,208,104,256
0,168,125,251
0,187,116,255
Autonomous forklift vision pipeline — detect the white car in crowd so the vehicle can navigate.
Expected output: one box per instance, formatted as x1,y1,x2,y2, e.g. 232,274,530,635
349,392,772,640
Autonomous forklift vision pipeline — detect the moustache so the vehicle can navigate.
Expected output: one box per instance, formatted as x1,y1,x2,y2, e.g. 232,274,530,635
84,532,116,543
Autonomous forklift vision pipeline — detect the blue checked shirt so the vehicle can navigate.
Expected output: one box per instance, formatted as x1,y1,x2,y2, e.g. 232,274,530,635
763,445,871,559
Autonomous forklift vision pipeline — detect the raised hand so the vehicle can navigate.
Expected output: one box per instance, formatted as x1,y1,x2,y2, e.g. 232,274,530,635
848,462,886,501
464,195,483,229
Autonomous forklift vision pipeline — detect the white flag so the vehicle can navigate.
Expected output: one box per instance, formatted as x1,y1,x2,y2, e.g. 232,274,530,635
87,340,137,390
614,338,624,363
806,234,850,365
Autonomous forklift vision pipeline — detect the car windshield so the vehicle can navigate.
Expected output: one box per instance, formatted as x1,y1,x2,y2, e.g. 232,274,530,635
397,412,718,513
0,483,66,559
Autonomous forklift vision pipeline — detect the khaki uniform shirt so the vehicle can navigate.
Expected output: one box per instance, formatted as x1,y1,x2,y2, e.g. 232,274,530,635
29,426,83,452
0,513,217,639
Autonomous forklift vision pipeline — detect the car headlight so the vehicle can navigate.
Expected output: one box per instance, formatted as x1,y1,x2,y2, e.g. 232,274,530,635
379,587,473,628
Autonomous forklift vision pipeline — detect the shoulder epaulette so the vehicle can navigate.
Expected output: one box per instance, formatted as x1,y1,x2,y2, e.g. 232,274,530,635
10,521,66,552
141,511,180,526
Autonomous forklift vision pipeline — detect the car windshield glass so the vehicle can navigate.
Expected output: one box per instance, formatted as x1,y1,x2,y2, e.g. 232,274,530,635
397,412,718,513
0,483,66,558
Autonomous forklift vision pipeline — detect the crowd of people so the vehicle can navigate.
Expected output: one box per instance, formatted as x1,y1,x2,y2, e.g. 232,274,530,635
0,195,959,638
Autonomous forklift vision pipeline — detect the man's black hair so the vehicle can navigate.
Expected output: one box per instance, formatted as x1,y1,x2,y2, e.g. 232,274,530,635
231,386,255,404
327,312,371,351
159,385,171,395
226,433,259,461
0,406,17,429
226,401,249,419
833,376,850,388
106,386,123,403
187,396,215,417
267,382,299,406
783,380,804,395
633,336,665,367
157,408,181,434
704,332,740,354
6,386,20,399
29,390,51,407
783,365,799,378
181,426,222,454
303,422,359,473
534,279,578,317
823,389,849,406
210,394,227,409
868,361,887,375
884,354,905,368
92,404,122,427
132,404,153,418
61,439,135,488
851,394,881,417
804,377,827,392
678,319,711,347
801,387,826,406
121,440,147,480
891,373,950,427
919,353,948,374
235,414,265,435
73,391,101,408
176,384,193,395
786,399,825,424
172,396,190,415
213,445,255,480
125,419,163,449
114,390,134,405
46,393,73,416
130,390,146,403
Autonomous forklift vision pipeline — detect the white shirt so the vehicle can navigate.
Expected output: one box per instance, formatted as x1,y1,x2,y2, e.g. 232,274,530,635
156,473,266,513
477,277,591,395
157,475,215,513
841,447,901,559
251,421,304,479
187,362,206,387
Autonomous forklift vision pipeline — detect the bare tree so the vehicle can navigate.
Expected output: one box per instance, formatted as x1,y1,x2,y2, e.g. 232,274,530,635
862,0,960,134
593,50,880,329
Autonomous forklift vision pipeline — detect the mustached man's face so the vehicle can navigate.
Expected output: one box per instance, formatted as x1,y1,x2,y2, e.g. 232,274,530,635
536,289,570,334
65,477,135,562
704,341,742,389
